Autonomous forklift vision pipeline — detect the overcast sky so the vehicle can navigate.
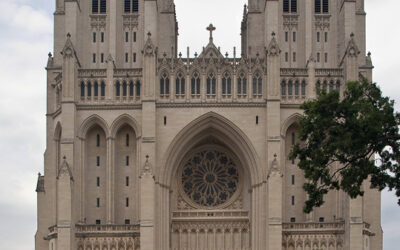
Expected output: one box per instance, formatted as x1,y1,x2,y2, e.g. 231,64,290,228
0,0,398,249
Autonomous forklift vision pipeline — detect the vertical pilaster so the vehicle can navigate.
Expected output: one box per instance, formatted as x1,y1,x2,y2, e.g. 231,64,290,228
266,32,282,250
305,0,313,62
106,55,115,102
109,0,117,59
307,56,316,99
140,33,157,250
106,137,115,224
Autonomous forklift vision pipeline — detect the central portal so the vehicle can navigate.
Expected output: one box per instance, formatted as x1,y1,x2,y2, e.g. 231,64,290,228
171,143,251,250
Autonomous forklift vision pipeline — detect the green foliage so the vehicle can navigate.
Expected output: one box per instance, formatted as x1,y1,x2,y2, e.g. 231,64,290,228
290,79,400,213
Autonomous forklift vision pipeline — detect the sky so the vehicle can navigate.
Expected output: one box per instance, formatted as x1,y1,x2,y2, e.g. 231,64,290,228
0,0,398,249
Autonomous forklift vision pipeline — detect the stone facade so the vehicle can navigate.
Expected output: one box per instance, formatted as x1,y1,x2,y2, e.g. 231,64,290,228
36,0,382,249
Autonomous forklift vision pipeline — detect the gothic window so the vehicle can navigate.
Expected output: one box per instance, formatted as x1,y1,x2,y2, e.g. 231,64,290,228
129,81,134,97
206,72,216,95
294,80,299,96
115,81,121,97
329,80,334,92
292,132,295,145
191,72,201,95
96,156,100,166
100,81,105,97
283,0,297,13
288,80,293,96
87,81,92,97
93,0,106,14
125,219,130,225
160,72,170,96
133,0,139,12
122,81,127,97
97,198,100,207
222,72,231,96
126,134,130,146
126,156,129,166
126,176,129,186
80,81,85,97
94,81,99,97
126,198,129,207
175,72,185,95
97,177,100,187
136,80,141,97
301,80,306,96
315,0,328,13
124,0,131,13
237,72,247,95
323,80,328,92
93,32,96,43
180,149,240,207
336,80,341,93
252,72,262,96
96,134,100,147
281,81,287,96
316,80,321,92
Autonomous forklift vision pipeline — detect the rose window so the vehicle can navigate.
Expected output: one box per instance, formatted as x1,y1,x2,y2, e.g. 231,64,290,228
181,149,240,207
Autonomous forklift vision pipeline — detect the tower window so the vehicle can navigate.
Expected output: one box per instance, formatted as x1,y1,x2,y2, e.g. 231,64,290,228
116,81,121,97
292,132,295,145
125,53,128,63
133,53,136,62
126,198,129,207
288,81,293,96
125,32,129,42
222,72,232,95
283,0,297,13
126,134,130,147
206,73,216,95
133,0,139,12
101,32,104,43
125,219,130,225
175,72,185,95
100,53,104,63
126,176,129,186
96,134,100,147
317,32,320,42
293,52,296,62
301,81,306,96
324,32,328,42
87,82,92,97
285,52,289,62
93,53,96,63
325,53,328,63
96,219,101,225
133,32,137,42
285,32,288,42
292,175,295,185
122,81,127,97
129,81,134,97
291,196,295,205
256,116,259,125
160,72,170,96
96,177,100,187
290,217,296,223
100,0,106,13
92,0,99,13
80,82,85,97
281,81,286,96
136,81,141,97
93,32,96,43
164,116,167,125
319,217,325,222
293,32,296,42
96,156,100,166
322,0,329,13
96,198,100,207
237,72,247,95
126,156,129,166
294,81,299,96
124,0,131,13
317,52,320,62
315,0,321,13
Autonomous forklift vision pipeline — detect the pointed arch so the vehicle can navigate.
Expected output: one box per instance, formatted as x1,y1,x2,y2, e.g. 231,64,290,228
281,113,302,137
110,114,141,138
79,114,109,139
160,112,262,186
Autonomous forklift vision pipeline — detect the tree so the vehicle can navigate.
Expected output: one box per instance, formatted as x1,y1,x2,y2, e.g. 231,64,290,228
290,79,400,213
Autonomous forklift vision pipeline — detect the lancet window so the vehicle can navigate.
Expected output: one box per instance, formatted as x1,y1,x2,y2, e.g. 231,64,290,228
281,81,287,96
206,72,216,95
129,81,134,97
301,81,306,96
283,0,297,13
294,80,299,96
94,81,99,97
115,81,121,97
175,72,185,95
237,72,247,96
288,80,293,96
80,81,85,97
87,81,92,97
122,81,128,97
191,72,201,95
160,72,170,96
222,72,232,96
315,0,329,13
136,80,141,97
252,72,262,96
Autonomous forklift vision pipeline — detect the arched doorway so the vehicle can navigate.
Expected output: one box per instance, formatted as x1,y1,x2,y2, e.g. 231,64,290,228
157,112,264,250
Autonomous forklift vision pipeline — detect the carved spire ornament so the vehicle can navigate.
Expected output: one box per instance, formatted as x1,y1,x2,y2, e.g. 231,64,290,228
267,32,281,57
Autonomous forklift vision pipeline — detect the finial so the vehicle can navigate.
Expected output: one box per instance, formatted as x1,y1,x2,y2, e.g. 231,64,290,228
179,52,182,58
350,32,354,38
163,52,167,57
367,51,371,57
256,52,259,57
225,52,229,58
271,31,276,37
147,32,152,37
206,23,216,43
194,52,198,57
67,33,71,38
63,156,66,160
48,52,52,58
146,155,149,160
38,172,41,177
274,153,277,159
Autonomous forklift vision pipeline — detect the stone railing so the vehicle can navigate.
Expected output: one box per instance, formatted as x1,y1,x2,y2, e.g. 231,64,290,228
315,68,343,77
280,68,308,77
282,222,345,250
76,224,140,250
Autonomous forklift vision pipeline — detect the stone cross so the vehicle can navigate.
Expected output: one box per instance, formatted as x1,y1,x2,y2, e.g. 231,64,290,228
207,23,216,43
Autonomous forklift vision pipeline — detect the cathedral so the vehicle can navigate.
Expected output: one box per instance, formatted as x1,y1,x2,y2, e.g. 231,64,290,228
35,0,382,249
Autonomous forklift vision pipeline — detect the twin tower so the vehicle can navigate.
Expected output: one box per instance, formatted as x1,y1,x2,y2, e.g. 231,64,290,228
36,0,381,250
